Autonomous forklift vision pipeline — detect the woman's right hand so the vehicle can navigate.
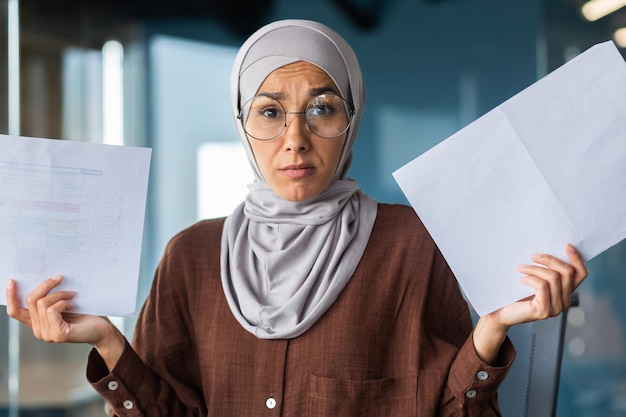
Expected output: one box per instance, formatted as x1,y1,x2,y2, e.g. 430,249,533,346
6,276,126,370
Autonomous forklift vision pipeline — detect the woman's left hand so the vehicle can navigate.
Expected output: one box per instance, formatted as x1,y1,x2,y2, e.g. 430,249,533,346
495,243,587,326
473,243,588,364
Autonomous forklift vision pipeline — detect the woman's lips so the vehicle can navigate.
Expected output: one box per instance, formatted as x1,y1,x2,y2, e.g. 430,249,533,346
279,164,315,178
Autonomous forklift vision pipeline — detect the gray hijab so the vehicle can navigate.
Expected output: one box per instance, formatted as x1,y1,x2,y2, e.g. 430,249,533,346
221,19,378,339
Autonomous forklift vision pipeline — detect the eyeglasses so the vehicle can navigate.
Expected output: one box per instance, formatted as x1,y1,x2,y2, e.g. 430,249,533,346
238,93,353,141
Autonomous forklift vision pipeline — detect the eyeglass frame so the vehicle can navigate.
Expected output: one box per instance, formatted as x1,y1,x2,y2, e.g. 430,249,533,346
237,93,355,141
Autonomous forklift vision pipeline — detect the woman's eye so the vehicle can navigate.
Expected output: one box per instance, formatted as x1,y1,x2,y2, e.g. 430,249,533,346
309,103,334,117
260,107,282,119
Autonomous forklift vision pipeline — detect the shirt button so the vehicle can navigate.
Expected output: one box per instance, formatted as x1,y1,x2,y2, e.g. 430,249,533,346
107,380,119,391
477,371,489,380
266,397,277,409
123,400,134,410
465,389,477,398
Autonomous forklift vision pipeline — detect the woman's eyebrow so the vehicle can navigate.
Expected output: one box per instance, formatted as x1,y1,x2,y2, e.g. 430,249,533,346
255,91,284,100
309,86,339,96
255,86,339,100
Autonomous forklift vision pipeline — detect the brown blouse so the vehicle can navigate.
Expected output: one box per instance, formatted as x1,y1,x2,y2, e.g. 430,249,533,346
87,203,514,416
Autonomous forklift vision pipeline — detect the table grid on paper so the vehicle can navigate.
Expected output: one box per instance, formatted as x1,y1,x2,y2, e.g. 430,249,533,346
0,161,102,285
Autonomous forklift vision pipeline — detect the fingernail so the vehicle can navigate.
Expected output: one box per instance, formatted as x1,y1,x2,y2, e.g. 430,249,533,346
6,279,13,289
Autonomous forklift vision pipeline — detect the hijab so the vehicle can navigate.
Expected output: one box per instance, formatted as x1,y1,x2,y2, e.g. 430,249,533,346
221,19,378,339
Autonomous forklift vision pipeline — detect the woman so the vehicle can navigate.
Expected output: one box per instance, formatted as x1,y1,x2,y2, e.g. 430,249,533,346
6,19,587,416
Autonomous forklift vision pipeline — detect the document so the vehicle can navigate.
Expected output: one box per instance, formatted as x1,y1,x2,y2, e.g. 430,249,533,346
0,135,151,316
393,41,626,316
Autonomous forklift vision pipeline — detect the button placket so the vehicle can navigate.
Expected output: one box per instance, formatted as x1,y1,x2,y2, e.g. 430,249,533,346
259,339,288,413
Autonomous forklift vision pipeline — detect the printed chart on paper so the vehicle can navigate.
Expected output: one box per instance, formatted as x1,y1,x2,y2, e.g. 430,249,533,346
0,161,122,287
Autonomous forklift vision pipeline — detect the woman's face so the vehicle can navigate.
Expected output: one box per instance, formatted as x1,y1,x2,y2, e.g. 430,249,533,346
246,61,347,202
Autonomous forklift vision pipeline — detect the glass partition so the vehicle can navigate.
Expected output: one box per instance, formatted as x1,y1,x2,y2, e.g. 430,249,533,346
1,0,134,415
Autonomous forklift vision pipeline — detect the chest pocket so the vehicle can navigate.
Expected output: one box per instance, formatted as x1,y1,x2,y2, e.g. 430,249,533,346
308,374,417,417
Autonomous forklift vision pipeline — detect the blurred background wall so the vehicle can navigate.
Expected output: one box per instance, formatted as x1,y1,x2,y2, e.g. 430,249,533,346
1,0,625,415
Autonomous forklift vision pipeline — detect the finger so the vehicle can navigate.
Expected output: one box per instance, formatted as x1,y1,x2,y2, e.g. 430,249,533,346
519,273,557,319
35,290,77,341
5,279,32,327
26,275,64,303
565,243,589,288
25,275,64,338
529,252,576,281
518,264,564,314
26,275,62,338
43,300,74,343
530,248,582,308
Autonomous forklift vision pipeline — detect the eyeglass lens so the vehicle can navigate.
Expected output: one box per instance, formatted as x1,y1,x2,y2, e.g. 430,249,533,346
241,93,351,140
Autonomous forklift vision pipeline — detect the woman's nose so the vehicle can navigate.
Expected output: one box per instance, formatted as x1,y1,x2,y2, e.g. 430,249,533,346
283,112,310,151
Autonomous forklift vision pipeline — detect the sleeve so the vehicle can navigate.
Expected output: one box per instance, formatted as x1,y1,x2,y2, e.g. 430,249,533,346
442,334,515,416
86,237,207,416
426,246,516,417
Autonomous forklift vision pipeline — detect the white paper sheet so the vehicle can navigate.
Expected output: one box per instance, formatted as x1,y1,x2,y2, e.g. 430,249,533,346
0,135,151,316
393,41,626,316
